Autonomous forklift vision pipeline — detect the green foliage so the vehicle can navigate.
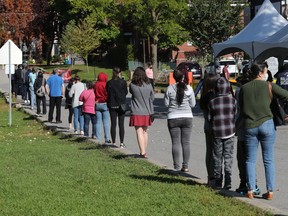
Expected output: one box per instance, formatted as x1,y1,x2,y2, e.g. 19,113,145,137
0,99,273,216
67,0,120,43
60,18,101,69
127,44,135,61
51,54,63,63
183,0,245,57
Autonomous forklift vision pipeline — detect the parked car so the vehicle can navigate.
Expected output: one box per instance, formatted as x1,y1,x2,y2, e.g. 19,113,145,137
204,60,238,75
219,60,238,75
176,62,202,79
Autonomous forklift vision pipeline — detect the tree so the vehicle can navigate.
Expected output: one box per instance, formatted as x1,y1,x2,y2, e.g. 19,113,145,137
123,0,190,76
183,0,245,61
0,0,33,46
61,18,100,72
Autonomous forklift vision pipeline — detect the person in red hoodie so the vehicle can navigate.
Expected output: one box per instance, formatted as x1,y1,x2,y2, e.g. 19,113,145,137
94,72,111,143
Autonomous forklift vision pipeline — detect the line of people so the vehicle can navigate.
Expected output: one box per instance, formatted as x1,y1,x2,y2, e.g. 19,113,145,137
63,67,154,158
200,62,288,201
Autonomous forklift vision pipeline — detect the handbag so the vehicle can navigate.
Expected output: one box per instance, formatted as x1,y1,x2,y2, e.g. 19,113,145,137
268,82,288,126
120,103,131,113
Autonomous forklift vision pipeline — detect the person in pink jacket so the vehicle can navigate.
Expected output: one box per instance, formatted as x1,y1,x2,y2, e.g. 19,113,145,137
79,81,96,138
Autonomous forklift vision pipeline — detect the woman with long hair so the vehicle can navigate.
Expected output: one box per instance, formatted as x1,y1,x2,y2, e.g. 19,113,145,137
106,67,128,148
200,72,219,183
239,63,288,200
129,67,154,158
79,81,96,138
164,70,196,171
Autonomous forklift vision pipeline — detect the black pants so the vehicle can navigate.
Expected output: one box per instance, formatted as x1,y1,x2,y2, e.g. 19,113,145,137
36,95,47,114
48,96,62,122
109,108,125,143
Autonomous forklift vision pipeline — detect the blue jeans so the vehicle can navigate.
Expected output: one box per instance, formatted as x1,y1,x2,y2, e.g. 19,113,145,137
73,106,84,131
29,86,35,108
96,103,110,141
245,119,276,191
83,113,96,137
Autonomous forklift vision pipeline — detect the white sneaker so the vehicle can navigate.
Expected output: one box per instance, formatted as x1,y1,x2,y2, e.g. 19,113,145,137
24,100,27,104
80,131,84,135
120,143,126,148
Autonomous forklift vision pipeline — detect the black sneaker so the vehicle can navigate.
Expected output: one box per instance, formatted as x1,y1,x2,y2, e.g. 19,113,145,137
105,140,112,144
236,183,248,195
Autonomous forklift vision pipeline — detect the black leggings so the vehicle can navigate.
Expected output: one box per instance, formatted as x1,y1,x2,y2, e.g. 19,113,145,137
109,108,125,143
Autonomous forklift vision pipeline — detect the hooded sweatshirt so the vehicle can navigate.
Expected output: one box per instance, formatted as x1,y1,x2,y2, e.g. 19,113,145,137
94,72,108,103
208,77,236,138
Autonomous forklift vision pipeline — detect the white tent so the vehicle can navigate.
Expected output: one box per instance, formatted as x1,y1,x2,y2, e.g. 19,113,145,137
254,24,288,61
212,0,288,58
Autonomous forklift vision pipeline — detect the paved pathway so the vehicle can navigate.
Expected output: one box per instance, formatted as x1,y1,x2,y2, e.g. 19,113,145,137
1,70,288,215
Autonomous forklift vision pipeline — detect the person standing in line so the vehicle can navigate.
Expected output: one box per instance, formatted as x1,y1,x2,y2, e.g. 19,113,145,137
275,63,288,113
79,81,97,139
199,73,219,183
239,63,288,200
28,68,37,110
208,77,236,190
129,67,154,158
145,62,154,90
14,64,23,98
34,71,47,115
69,75,85,134
165,69,196,171
46,68,64,123
94,72,111,143
21,64,28,103
222,63,230,80
23,66,32,104
106,67,128,148
65,78,75,131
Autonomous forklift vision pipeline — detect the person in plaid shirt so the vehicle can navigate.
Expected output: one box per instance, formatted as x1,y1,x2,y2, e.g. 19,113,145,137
208,77,236,189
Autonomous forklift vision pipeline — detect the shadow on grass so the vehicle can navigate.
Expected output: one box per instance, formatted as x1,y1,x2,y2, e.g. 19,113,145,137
130,173,198,186
157,168,200,180
112,154,141,160
23,116,35,121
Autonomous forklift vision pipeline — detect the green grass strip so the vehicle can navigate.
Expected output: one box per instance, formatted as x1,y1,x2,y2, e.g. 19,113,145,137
0,97,272,216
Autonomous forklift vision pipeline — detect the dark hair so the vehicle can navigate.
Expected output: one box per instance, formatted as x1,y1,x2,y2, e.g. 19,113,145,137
75,75,80,81
131,67,149,86
86,81,94,89
173,70,186,105
112,67,121,79
250,63,267,79
202,73,218,95
52,68,58,74
37,71,43,78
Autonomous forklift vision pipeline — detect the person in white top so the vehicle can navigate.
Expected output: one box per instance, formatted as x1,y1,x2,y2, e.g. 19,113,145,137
69,75,85,134
164,69,196,172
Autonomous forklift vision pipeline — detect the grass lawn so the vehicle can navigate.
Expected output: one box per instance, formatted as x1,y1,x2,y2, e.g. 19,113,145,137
39,64,130,81
0,98,272,215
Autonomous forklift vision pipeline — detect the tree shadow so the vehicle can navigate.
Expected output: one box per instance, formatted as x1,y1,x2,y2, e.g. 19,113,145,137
129,173,198,186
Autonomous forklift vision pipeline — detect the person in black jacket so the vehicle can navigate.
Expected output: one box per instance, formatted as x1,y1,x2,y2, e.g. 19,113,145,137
65,78,75,130
33,71,47,115
106,67,128,148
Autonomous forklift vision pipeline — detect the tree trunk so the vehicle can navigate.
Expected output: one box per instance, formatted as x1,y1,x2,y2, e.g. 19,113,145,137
151,40,158,80
46,40,53,66
85,56,89,73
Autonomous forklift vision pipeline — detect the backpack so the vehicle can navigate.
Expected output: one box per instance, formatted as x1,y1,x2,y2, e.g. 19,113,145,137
35,78,45,97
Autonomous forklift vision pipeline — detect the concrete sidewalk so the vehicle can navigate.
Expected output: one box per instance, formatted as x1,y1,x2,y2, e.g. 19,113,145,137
1,71,288,215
